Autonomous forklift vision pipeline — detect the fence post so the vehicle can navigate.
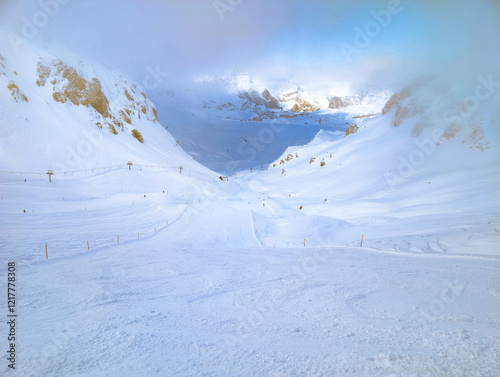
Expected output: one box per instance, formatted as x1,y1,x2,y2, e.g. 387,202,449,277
46,170,53,182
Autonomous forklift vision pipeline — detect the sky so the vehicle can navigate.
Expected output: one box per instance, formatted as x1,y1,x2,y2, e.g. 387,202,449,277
0,0,499,94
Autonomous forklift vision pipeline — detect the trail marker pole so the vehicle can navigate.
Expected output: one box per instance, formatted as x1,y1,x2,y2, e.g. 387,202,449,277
87,240,89,251
360,234,364,247
127,161,133,170
45,242,48,259
304,238,306,247
117,235,119,244
46,170,53,182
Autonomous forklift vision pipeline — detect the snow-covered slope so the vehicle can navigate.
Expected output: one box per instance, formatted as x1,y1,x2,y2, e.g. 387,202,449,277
242,79,500,256
0,45,210,178
1,43,499,377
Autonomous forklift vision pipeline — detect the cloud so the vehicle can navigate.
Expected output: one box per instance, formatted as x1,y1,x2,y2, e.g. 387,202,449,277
0,0,498,95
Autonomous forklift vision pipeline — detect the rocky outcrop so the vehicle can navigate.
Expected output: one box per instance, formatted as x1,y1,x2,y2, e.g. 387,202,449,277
380,88,423,127
0,54,5,75
8,81,28,102
36,58,159,141
238,90,267,107
237,89,282,110
279,88,321,113
328,96,345,109
262,89,282,109
38,59,111,118
345,124,358,136
382,88,410,115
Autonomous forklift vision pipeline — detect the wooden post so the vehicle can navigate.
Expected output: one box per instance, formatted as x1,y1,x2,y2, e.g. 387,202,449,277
360,234,364,247
46,170,53,182
45,242,48,259
179,166,183,174
127,161,133,170
87,240,89,251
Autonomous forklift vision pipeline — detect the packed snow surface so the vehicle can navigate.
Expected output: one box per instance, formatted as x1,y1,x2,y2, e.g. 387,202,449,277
1,167,499,376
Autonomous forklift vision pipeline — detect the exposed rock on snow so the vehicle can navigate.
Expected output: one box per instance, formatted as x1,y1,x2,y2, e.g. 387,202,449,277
7,80,28,102
34,58,159,140
279,87,322,113
328,96,345,109
261,89,282,109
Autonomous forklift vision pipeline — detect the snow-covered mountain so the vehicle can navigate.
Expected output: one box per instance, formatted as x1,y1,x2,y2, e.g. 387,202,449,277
1,42,499,377
0,45,212,178
156,71,391,122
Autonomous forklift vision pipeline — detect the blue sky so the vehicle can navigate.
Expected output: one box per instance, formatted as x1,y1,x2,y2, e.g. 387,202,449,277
1,0,499,92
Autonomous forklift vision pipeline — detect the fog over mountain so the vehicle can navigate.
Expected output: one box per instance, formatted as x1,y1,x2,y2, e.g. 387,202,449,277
1,0,499,97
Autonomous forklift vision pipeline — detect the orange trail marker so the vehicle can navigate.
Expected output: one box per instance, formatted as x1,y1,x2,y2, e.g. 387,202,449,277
45,242,48,259
360,234,364,247
87,240,89,251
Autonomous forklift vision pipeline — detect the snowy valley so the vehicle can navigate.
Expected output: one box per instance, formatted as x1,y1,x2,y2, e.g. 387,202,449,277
1,39,499,377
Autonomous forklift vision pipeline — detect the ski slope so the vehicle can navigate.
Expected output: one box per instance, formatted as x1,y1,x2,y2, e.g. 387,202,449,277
1,168,499,376
1,42,499,376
